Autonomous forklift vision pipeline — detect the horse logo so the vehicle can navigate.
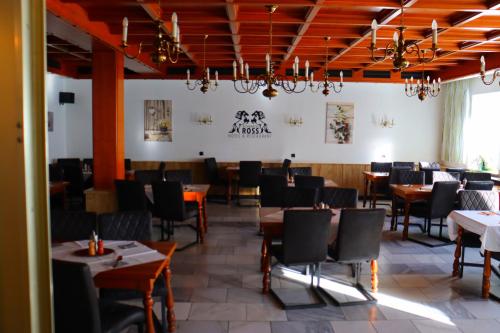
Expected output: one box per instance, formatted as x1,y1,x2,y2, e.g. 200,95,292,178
229,110,250,134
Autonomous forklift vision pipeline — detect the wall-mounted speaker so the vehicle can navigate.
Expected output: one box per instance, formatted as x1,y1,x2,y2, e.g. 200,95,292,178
59,92,75,105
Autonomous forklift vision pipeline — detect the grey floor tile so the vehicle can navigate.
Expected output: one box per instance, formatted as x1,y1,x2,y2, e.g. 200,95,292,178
209,275,243,288
452,319,500,333
372,320,419,333
271,321,334,333
228,321,271,333
190,288,228,303
341,304,386,321
286,305,345,321
189,303,246,321
458,300,500,319
331,320,376,333
246,303,287,321
226,288,270,304
411,319,461,333
176,320,228,333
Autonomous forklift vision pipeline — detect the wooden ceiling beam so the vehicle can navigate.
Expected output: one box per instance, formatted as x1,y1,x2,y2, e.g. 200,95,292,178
438,52,500,81
225,0,242,61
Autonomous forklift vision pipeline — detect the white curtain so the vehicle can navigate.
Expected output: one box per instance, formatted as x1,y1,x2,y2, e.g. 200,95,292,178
440,79,471,165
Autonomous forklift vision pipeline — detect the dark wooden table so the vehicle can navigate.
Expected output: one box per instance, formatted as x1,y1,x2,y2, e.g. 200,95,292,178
93,241,177,333
362,171,389,208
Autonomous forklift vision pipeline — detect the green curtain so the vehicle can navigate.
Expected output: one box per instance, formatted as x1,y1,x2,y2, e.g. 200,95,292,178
441,79,471,164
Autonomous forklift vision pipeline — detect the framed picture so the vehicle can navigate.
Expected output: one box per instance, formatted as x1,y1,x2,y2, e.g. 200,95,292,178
144,100,172,142
48,111,54,132
325,102,354,144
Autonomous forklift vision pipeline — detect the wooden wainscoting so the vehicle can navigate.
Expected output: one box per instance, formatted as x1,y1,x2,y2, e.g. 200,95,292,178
131,161,371,194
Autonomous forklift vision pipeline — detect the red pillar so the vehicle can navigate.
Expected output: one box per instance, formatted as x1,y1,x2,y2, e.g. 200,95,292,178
92,40,125,190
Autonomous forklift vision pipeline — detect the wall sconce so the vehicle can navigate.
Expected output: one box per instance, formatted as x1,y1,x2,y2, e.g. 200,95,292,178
288,116,303,127
379,115,394,128
198,115,213,125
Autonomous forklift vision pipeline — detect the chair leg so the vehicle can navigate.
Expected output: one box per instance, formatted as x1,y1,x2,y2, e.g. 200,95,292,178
310,264,315,287
316,263,321,287
160,219,165,241
350,264,356,278
460,244,465,278
439,217,444,239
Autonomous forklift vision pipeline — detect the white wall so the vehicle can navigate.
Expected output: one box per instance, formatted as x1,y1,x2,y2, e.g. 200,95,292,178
46,73,67,161
48,76,446,163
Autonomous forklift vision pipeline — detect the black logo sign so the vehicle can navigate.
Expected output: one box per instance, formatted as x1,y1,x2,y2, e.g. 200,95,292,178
228,110,272,138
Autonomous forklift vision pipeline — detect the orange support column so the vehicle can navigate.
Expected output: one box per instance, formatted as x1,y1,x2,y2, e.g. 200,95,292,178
92,40,125,190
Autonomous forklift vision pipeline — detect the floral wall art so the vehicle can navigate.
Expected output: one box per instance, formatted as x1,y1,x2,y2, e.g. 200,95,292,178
325,102,354,144
144,100,172,142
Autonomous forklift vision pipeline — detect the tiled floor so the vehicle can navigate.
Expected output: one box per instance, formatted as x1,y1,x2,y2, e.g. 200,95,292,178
125,201,500,333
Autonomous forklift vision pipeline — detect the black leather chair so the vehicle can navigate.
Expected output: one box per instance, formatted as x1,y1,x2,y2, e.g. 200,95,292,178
282,159,292,177
446,167,466,181
320,187,358,208
324,208,385,306
52,259,148,333
98,211,152,241
386,165,412,204
432,171,460,182
419,162,441,185
152,181,200,250
62,165,85,209
49,164,64,182
369,162,392,202
124,158,132,171
294,175,325,189
57,158,81,168
288,167,312,178
410,181,460,247
237,161,262,205
204,157,228,202
457,190,499,278
50,210,97,242
165,169,193,184
269,209,332,309
464,172,491,182
393,161,414,169
134,169,162,186
114,180,148,212
82,158,93,172
158,162,167,180
465,181,494,190
282,187,319,208
370,162,392,172
262,167,285,176
391,170,425,230
260,174,288,207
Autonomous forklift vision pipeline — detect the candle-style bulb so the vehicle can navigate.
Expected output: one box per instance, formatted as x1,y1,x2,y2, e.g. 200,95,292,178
122,17,129,44
371,19,378,45
393,31,399,46
340,70,343,83
232,60,237,80
186,69,190,83
431,19,438,45
480,55,486,73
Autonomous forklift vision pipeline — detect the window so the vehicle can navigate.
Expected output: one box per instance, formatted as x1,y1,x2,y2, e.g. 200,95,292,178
464,91,500,172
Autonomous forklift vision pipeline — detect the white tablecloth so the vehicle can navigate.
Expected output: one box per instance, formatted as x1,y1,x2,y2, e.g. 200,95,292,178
447,210,500,253
51,240,165,277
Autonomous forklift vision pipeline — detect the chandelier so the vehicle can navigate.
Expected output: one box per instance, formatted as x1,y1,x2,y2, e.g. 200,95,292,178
370,0,438,70
309,37,343,96
120,0,181,65
480,56,500,86
232,5,309,100
186,35,218,93
404,54,441,101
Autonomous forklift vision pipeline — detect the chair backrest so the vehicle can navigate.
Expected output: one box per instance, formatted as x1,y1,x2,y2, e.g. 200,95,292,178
166,169,193,184
320,187,358,209
134,169,162,186
158,162,167,180
370,162,392,172
429,181,460,217
239,161,262,187
282,159,292,175
57,158,81,168
50,210,97,242
62,165,84,195
204,158,219,184
388,166,412,185
393,161,414,169
152,181,187,221
98,211,152,240
52,260,101,333
465,180,494,191
259,174,288,207
419,161,440,169
124,158,132,171
294,175,325,189
288,167,312,178
282,209,332,265
432,171,460,183
49,164,64,182
282,187,318,208
114,180,148,211
331,208,386,263
446,167,466,181
464,172,491,182
458,190,499,210
398,170,425,185
262,167,286,176
420,165,441,185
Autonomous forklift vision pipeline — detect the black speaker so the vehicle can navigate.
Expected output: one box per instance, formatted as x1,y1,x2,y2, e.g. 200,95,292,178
59,92,75,105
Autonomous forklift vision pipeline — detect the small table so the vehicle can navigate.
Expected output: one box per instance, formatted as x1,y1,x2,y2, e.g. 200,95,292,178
53,241,177,333
362,171,389,208
259,207,379,294
145,184,210,243
390,184,433,240
447,210,500,299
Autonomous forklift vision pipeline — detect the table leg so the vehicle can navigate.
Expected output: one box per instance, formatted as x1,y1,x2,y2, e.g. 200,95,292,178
372,181,377,209
452,226,463,277
163,266,176,332
363,177,368,208
370,259,378,293
143,290,155,333
203,197,208,232
260,238,267,273
482,250,492,299
402,201,411,241
390,194,397,231
197,200,205,244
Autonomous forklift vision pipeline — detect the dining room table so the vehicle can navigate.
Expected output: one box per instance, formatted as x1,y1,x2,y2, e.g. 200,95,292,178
259,207,379,294
51,240,177,333
362,171,389,208
447,210,500,299
144,184,210,243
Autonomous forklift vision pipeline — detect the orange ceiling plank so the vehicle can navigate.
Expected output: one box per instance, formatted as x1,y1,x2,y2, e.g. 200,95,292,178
226,0,242,61
47,0,162,73
438,52,500,81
